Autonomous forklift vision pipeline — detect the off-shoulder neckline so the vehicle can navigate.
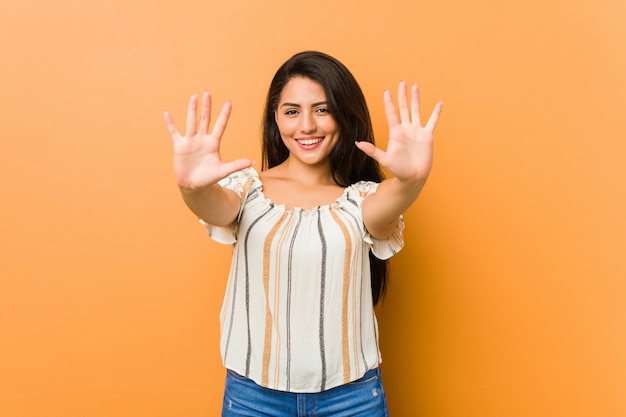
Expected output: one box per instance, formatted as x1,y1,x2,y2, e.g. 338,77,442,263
244,167,353,213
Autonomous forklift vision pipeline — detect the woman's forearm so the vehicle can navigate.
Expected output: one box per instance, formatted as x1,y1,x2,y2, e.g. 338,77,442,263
179,184,241,227
362,177,426,239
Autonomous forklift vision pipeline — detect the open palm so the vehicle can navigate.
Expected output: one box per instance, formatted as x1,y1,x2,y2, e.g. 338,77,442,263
356,80,442,182
163,90,253,189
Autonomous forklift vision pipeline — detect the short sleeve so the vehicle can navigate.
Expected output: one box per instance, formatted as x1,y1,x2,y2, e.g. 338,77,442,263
345,181,405,260
199,168,257,245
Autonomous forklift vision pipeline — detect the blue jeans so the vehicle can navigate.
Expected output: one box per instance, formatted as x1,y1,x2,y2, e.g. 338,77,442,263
222,368,390,417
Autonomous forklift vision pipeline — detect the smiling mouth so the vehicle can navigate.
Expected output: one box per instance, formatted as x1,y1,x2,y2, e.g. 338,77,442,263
296,137,324,145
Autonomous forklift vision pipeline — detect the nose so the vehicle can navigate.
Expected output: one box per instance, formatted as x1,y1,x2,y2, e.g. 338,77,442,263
300,112,316,133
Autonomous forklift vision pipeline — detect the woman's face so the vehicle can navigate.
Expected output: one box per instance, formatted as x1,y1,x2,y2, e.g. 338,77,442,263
274,76,340,169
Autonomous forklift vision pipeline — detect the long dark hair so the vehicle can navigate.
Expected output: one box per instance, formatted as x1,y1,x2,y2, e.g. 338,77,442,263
261,51,389,305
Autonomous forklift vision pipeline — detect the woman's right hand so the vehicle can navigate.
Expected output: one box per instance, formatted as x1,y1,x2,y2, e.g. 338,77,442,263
163,90,254,190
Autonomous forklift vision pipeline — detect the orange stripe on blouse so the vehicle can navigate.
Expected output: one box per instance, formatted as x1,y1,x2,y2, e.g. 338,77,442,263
330,209,353,383
272,213,295,388
347,217,362,375
261,211,289,387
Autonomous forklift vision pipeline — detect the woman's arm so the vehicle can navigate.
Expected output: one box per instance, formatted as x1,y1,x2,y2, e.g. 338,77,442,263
357,80,442,239
178,183,242,227
163,90,254,226
361,177,424,239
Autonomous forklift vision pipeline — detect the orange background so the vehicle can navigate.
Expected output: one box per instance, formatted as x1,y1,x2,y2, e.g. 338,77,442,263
1,0,625,416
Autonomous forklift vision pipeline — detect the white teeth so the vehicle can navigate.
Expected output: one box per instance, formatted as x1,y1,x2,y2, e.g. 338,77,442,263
298,138,323,145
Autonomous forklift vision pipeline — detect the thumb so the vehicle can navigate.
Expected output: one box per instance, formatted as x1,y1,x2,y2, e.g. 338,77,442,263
355,141,385,163
221,158,255,177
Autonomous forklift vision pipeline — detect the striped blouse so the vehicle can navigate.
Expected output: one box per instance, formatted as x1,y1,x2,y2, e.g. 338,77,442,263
202,168,404,393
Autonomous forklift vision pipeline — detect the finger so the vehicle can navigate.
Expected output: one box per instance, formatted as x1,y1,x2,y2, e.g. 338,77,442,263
383,89,399,128
221,158,255,177
210,100,232,139
424,101,443,133
163,110,180,138
411,83,422,125
355,141,387,165
198,90,211,135
185,93,198,137
397,79,410,123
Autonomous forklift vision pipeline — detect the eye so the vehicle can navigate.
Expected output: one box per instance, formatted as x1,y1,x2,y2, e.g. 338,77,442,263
315,107,329,114
284,109,298,116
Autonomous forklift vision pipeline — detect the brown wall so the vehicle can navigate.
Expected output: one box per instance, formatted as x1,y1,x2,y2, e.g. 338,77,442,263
1,0,625,416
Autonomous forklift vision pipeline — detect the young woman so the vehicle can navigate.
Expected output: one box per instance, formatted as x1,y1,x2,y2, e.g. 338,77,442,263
163,51,442,417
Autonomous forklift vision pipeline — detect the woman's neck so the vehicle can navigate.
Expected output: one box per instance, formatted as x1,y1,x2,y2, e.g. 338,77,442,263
268,157,336,186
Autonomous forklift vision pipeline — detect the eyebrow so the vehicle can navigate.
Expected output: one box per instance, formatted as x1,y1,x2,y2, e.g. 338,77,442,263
279,101,328,108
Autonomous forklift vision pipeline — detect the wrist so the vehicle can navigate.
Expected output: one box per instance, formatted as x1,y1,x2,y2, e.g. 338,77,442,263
394,176,426,193
178,182,220,196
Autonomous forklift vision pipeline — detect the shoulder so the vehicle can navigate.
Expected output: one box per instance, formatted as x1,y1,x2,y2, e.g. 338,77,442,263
340,180,380,208
218,168,261,198
347,180,380,193
220,167,259,186
346,180,380,198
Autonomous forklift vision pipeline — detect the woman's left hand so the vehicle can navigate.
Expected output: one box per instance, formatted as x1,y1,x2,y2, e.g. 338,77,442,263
356,80,442,183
